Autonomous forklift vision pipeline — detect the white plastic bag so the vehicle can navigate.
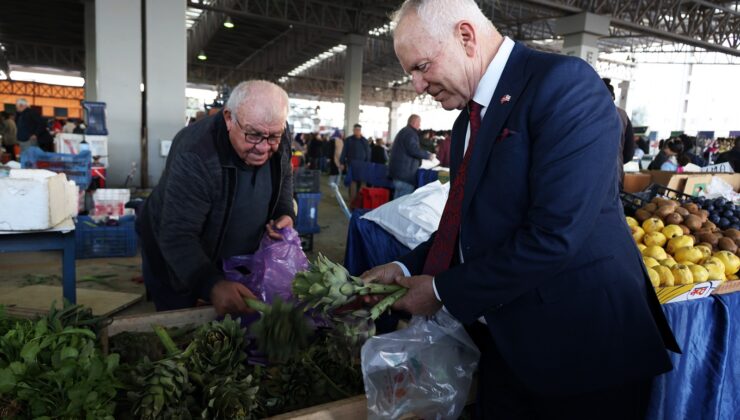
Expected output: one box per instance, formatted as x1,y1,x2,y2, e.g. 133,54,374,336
361,181,449,248
361,310,480,420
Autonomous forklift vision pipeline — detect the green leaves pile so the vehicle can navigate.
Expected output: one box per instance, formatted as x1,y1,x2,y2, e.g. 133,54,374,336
0,256,384,419
0,303,119,419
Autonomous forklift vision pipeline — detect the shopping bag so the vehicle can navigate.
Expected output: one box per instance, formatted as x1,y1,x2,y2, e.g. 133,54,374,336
361,310,480,420
222,227,309,303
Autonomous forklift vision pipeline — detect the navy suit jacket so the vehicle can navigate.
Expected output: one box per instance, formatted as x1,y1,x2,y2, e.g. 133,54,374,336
399,43,679,396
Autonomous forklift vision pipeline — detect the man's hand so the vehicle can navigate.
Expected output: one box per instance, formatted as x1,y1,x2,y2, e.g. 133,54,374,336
392,275,441,316
266,215,293,240
210,280,257,316
360,262,404,285
360,263,404,304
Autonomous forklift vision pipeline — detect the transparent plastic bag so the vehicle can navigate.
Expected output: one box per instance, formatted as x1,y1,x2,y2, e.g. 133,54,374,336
361,310,480,420
222,227,309,303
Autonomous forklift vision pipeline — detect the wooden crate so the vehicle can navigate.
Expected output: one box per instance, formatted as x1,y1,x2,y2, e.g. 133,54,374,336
100,307,370,419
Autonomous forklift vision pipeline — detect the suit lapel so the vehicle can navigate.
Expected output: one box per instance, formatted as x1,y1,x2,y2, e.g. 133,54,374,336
462,42,532,217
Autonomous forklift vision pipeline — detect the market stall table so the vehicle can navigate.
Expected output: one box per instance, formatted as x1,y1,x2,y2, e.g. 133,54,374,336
345,216,740,419
0,219,77,303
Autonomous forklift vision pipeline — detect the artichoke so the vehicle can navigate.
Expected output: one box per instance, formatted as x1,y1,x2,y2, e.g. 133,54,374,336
201,375,259,420
188,315,248,377
246,297,312,364
292,254,405,318
128,358,194,420
329,309,377,354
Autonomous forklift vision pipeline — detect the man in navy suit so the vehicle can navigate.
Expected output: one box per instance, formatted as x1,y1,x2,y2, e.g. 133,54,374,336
362,1,679,418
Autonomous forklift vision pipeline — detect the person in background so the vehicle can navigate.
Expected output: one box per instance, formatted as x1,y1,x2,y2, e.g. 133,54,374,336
602,78,634,186
680,134,705,167
436,131,451,167
419,129,436,154
389,114,432,199
292,133,307,154
306,133,324,170
648,137,683,170
340,123,371,207
62,118,76,133
51,119,63,133
715,138,740,172
0,112,18,161
327,135,344,189
371,137,389,165
635,135,649,157
73,122,86,134
15,98,45,153
364,1,677,417
136,80,295,314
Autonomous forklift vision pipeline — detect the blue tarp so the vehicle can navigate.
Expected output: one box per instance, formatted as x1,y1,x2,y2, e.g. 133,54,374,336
345,216,740,419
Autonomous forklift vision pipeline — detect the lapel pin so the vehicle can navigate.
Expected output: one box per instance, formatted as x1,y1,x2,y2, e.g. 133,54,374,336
500,94,511,104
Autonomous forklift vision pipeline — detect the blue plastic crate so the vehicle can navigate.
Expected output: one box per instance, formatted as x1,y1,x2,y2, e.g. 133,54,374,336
75,215,137,259
21,147,92,189
295,193,321,235
81,101,108,135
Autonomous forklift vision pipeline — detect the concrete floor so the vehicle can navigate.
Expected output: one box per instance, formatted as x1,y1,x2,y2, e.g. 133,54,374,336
0,173,351,316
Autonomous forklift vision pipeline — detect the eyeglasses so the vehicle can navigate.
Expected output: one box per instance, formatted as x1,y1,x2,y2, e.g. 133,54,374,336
233,118,283,145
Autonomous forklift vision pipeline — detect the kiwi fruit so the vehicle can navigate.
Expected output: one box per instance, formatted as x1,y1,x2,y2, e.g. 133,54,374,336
703,221,718,232
697,232,719,247
719,237,738,254
664,213,683,225
699,209,709,223
699,242,715,250
635,209,652,223
643,203,658,213
724,229,740,240
683,203,700,214
655,206,674,219
684,214,703,232
675,207,690,217
679,224,691,235
734,237,740,247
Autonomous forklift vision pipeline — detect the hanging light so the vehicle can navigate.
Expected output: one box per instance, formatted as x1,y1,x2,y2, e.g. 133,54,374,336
223,16,234,29
197,50,207,60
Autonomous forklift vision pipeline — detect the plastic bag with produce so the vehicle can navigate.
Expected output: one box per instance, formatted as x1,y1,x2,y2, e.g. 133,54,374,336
361,309,480,420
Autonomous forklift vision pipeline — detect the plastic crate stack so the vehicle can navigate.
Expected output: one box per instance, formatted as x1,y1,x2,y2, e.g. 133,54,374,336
293,168,321,252
21,147,92,190
75,215,137,259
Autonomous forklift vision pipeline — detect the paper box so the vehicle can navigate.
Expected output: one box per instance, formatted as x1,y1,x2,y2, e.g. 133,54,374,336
655,280,721,304
0,169,78,231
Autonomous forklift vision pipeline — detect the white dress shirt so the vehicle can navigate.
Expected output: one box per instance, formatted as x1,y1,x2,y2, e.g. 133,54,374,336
393,37,516,320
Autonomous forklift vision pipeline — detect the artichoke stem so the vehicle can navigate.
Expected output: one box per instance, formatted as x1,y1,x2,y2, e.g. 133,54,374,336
370,288,407,320
363,283,404,295
245,298,270,314
152,324,180,357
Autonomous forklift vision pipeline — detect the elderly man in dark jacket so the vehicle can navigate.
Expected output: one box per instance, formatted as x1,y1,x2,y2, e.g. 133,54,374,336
389,114,432,198
340,123,371,207
137,80,295,315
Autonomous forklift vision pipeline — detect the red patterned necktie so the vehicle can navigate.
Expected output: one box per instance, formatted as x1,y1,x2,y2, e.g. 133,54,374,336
422,100,482,276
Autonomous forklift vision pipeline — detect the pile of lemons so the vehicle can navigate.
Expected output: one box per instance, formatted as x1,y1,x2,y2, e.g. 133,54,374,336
627,216,740,287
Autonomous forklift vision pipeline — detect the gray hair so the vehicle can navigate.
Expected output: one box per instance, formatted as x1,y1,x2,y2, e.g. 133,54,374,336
225,80,289,124
391,0,494,41
16,98,28,106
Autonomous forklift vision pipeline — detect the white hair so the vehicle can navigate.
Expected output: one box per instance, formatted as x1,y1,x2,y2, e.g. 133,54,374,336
391,0,494,41
225,80,289,124
16,98,28,106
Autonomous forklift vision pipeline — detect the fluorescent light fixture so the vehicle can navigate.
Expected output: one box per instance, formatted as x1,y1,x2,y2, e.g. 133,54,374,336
223,16,234,29
5,71,85,87
197,50,207,60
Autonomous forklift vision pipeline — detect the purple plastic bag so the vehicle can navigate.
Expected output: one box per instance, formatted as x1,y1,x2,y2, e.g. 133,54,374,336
222,227,309,303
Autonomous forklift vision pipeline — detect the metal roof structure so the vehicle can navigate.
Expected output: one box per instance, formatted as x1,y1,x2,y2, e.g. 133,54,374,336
1,0,738,104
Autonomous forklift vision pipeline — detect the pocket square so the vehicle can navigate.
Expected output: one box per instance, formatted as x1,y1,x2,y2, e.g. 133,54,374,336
496,128,517,143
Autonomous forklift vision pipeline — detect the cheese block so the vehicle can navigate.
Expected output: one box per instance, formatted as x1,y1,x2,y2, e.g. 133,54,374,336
0,169,79,231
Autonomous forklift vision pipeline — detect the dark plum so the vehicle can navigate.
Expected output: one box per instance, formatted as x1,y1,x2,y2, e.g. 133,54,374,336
719,218,731,229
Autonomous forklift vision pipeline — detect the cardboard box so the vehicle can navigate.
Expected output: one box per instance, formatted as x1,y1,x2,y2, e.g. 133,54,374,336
623,173,651,193
638,171,740,196
655,280,722,304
